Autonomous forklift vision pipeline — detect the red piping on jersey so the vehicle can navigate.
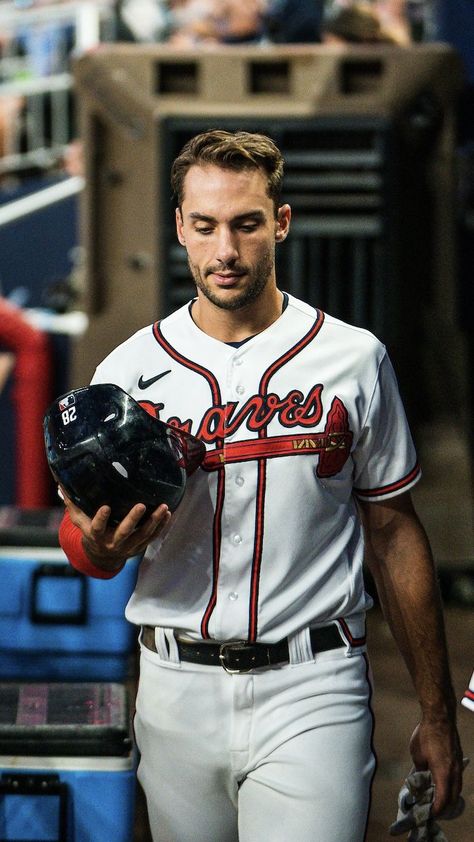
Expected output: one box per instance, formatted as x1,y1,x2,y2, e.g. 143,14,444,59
248,458,267,642
337,617,366,647
153,321,222,407
201,431,352,470
247,309,326,641
464,689,474,702
354,462,420,499
200,467,226,638
153,320,224,639
259,309,325,396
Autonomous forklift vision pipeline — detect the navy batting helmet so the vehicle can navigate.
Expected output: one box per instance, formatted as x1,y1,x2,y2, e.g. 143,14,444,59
43,383,206,525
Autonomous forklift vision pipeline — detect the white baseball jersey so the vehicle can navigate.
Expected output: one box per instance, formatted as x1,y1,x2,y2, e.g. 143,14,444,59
91,293,420,643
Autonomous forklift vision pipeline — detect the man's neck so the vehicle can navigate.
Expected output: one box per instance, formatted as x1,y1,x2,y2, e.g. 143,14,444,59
191,289,284,343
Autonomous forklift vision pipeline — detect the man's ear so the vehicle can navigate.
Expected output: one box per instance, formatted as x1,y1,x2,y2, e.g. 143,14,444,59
176,207,186,246
275,204,291,242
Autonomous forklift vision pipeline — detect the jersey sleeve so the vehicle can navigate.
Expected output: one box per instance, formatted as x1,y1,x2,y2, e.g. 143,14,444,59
59,510,125,579
461,669,474,711
352,352,421,501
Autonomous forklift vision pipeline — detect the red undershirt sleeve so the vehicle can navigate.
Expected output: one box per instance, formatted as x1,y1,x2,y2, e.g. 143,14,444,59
59,510,126,579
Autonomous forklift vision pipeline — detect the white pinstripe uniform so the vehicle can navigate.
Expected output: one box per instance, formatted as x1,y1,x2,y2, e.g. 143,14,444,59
92,293,421,842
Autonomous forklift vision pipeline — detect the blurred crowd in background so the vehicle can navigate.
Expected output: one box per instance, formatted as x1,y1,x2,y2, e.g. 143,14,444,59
109,0,432,47
112,0,413,47
0,1,454,82
0,0,465,175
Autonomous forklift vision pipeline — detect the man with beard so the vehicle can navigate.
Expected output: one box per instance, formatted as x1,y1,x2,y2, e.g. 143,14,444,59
58,129,463,842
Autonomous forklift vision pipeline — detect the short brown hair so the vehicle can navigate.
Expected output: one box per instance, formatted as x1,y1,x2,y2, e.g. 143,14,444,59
170,129,284,215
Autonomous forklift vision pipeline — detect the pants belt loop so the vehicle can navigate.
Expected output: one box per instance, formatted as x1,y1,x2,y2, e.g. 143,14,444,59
288,626,314,665
154,627,181,664
336,614,367,658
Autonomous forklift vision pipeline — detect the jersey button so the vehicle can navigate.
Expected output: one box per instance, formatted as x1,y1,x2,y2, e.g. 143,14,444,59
228,592,239,601
235,475,245,487
234,357,243,366
232,534,242,545
236,384,245,395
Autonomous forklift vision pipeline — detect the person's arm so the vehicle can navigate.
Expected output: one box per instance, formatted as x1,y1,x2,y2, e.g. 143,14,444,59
59,491,171,577
358,490,464,816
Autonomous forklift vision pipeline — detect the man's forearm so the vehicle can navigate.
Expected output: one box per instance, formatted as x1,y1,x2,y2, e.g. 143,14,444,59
360,493,464,816
362,499,457,719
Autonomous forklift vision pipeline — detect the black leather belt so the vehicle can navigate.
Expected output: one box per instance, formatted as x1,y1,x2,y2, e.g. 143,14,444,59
141,624,345,673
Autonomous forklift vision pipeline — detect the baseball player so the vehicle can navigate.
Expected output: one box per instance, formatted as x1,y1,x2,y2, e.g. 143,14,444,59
59,130,463,842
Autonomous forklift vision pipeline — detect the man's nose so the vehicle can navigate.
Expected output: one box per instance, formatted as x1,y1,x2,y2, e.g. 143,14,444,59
215,228,239,265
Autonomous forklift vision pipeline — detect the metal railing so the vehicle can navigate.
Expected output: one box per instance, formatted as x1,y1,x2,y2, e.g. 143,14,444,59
0,173,84,226
0,1,115,174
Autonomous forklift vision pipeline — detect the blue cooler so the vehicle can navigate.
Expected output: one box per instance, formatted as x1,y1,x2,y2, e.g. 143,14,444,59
0,682,136,841
0,508,140,681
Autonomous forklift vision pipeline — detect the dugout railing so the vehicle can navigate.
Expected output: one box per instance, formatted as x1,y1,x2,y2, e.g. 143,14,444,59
0,0,115,175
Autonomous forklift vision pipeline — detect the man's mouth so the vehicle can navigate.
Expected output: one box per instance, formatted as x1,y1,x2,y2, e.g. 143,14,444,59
209,271,245,286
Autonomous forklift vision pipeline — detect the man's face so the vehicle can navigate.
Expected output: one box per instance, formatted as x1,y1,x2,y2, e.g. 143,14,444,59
175,164,290,311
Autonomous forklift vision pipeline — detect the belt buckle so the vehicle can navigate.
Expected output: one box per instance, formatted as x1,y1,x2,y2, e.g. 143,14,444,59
219,640,253,674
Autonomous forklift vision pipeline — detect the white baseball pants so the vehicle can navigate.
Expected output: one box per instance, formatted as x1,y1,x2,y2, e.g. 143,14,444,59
134,634,376,842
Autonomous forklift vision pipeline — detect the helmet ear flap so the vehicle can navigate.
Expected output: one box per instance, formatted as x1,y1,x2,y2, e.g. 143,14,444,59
166,425,207,476
43,383,206,525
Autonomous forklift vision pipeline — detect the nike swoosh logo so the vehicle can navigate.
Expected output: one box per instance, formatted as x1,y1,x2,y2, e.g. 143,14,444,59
138,370,171,390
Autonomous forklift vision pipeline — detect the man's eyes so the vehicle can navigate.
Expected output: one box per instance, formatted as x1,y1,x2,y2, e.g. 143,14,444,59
194,222,260,235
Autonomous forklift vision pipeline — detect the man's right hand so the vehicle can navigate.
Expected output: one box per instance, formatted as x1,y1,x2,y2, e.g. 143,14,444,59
62,489,171,573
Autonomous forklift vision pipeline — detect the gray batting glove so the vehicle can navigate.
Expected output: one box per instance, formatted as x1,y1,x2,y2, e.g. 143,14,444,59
389,767,467,841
